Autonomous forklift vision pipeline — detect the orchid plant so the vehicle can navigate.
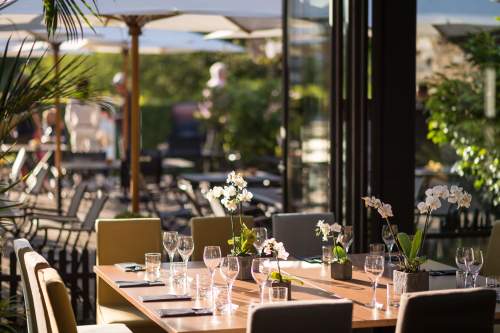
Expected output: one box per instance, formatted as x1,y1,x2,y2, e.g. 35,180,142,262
362,185,471,273
315,221,350,264
262,238,302,285
206,171,255,256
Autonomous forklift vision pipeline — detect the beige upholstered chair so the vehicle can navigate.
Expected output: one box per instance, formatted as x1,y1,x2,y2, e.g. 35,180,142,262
14,239,37,333
247,300,353,333
191,216,254,261
483,222,500,276
37,267,132,333
396,288,497,333
96,218,163,333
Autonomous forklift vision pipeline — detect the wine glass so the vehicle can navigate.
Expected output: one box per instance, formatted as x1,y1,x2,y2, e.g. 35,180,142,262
163,231,179,275
455,247,467,272
339,226,353,253
252,227,268,256
178,235,194,263
251,258,270,303
464,248,483,288
203,246,222,301
382,224,398,264
219,256,240,313
364,255,384,308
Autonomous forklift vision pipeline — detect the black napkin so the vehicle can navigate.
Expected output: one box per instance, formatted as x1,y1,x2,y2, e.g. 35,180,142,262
140,294,192,302
114,262,145,272
429,269,456,276
115,280,165,288
156,308,212,318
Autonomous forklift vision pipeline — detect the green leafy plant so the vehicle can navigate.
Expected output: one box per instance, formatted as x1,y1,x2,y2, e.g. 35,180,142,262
396,230,426,273
333,245,349,265
262,238,303,285
314,220,350,264
227,222,255,256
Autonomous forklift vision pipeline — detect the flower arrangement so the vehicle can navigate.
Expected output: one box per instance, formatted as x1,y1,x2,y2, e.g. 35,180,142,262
206,171,255,256
314,221,350,264
362,185,471,273
262,238,302,285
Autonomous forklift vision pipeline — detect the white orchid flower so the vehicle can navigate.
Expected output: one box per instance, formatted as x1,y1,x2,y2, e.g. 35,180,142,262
377,203,393,219
331,223,342,233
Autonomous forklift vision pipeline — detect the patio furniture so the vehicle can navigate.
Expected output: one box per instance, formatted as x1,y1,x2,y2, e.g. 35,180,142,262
96,218,164,333
38,266,133,333
396,288,497,333
29,181,87,217
33,191,108,251
482,223,500,276
9,147,27,184
191,216,253,261
247,300,352,333
272,213,334,259
94,254,500,333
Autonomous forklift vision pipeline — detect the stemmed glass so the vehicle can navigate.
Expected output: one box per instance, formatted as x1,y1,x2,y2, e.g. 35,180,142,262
364,255,384,308
252,227,267,256
464,248,483,288
382,224,398,264
455,247,467,271
251,258,270,303
203,246,222,300
178,235,194,263
220,256,240,313
163,231,179,275
339,226,353,253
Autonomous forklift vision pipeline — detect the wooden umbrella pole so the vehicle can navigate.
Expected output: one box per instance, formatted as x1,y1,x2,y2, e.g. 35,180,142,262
53,42,63,214
128,20,142,213
121,47,130,157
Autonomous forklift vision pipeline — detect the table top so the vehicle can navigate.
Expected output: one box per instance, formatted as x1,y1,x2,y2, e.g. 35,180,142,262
180,172,281,187
94,257,500,333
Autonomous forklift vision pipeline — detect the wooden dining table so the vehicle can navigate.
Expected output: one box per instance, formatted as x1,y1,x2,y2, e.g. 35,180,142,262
95,255,500,333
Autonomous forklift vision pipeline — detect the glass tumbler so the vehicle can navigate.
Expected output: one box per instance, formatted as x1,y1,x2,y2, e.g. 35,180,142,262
144,253,161,282
322,245,333,264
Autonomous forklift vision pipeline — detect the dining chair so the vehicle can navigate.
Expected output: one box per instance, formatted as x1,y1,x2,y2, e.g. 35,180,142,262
395,288,497,333
247,299,353,333
37,266,132,333
191,216,254,261
95,218,164,333
482,222,500,276
272,212,334,259
13,238,37,333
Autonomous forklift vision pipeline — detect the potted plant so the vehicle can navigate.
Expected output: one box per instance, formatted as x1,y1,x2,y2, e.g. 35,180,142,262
315,221,352,280
262,238,302,300
362,185,471,293
207,171,255,280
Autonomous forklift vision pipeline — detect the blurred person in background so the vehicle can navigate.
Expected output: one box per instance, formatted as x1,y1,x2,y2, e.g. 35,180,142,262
96,107,116,162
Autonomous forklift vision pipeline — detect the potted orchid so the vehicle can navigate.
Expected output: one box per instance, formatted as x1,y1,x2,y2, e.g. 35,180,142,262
262,238,302,300
206,171,255,280
362,185,471,293
315,221,352,280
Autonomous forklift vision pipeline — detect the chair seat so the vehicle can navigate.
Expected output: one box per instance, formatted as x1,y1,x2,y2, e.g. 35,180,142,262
98,304,164,333
77,324,132,333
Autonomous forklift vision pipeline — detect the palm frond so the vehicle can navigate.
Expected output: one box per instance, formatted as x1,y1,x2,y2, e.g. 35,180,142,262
43,0,100,40
0,0,17,11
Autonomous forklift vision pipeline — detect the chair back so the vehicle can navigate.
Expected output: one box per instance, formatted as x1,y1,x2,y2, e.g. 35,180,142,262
66,182,87,217
37,267,78,333
272,213,334,258
178,180,203,216
10,147,27,182
191,216,254,261
483,222,500,276
247,300,352,333
13,239,35,333
395,288,497,333
81,191,108,231
96,218,162,307
26,163,49,195
23,251,51,333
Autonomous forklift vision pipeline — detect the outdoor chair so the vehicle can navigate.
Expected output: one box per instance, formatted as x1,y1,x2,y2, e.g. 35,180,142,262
95,218,164,333
395,288,497,333
28,181,87,217
482,222,500,276
191,216,254,261
9,147,27,184
247,300,353,333
272,212,334,259
31,191,108,251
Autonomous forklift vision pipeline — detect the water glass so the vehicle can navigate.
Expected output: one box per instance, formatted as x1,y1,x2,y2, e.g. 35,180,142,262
364,255,384,308
252,227,268,256
172,262,188,285
220,256,240,313
322,245,333,264
456,270,467,288
464,248,483,287
178,235,194,263
369,243,386,257
144,253,161,282
269,286,288,302
203,246,222,301
163,231,179,273
251,258,271,303
386,283,400,309
485,276,498,289
339,226,353,253
213,285,229,313
382,224,398,264
192,273,212,308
